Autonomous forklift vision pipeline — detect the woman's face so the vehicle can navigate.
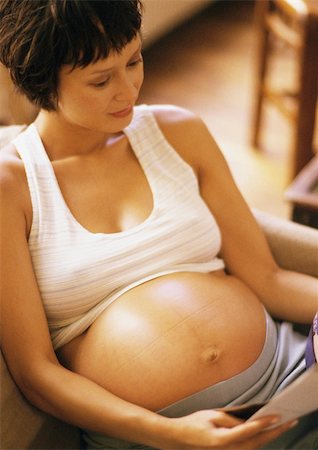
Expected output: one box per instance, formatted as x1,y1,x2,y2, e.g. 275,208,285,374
56,36,144,134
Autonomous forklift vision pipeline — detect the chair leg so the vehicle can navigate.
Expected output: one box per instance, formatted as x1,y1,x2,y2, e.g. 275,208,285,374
290,16,318,179
251,0,271,149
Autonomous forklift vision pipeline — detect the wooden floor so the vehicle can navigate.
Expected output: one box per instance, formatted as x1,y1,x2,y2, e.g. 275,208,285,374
139,0,296,219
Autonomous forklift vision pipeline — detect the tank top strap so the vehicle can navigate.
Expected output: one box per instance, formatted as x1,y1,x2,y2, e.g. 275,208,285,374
13,123,50,162
12,123,65,241
124,104,199,193
124,105,166,170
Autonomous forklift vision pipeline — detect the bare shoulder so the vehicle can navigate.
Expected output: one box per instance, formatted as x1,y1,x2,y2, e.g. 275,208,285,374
147,104,219,173
0,143,26,192
148,104,197,122
148,104,204,135
0,143,31,233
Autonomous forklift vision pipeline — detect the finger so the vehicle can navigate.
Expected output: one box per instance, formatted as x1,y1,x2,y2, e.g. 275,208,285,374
208,410,243,428
249,420,299,449
212,415,281,446
215,416,297,448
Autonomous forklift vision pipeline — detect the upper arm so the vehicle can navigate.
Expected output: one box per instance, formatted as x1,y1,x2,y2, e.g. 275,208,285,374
152,105,278,288
199,137,278,282
0,152,58,390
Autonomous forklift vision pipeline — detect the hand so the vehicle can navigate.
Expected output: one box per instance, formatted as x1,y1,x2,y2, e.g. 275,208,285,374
161,409,296,450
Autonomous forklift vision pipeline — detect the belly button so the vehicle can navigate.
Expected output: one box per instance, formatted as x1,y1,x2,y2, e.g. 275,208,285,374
200,347,220,364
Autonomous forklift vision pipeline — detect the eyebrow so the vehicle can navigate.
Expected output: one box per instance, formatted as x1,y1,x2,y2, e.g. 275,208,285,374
90,67,112,76
90,45,142,76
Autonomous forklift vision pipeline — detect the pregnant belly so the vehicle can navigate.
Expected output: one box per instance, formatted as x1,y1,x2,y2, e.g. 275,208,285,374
58,271,266,411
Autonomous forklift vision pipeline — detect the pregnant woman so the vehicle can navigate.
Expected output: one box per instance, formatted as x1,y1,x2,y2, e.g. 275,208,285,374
0,1,317,449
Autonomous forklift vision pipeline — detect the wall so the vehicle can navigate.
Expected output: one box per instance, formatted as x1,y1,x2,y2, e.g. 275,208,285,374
142,0,211,47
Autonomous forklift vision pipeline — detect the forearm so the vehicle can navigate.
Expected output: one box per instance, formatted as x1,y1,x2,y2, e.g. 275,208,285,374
257,268,318,323
18,359,296,450
22,360,171,449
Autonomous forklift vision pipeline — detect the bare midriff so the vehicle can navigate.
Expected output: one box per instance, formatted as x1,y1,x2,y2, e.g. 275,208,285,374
57,271,266,411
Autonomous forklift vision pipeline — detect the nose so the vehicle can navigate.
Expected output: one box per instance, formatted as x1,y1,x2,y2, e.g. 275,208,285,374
114,72,139,104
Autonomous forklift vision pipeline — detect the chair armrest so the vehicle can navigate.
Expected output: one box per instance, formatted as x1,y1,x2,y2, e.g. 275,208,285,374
254,209,318,278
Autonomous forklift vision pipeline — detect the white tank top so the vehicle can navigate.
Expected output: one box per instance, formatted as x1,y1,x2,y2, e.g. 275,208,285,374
13,105,224,349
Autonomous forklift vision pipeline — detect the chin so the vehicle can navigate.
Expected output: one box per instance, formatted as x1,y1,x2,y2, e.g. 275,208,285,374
109,114,134,132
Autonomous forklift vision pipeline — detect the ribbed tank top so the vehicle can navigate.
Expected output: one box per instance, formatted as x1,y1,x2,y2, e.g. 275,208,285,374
13,105,225,349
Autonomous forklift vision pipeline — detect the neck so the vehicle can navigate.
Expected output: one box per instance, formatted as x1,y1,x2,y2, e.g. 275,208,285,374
34,110,119,161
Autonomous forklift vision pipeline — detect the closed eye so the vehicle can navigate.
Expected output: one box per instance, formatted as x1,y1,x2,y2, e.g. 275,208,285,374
90,55,142,88
128,56,143,67
91,77,111,88
93,80,108,87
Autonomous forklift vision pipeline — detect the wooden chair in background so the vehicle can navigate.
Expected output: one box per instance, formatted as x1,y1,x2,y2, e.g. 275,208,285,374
251,0,318,181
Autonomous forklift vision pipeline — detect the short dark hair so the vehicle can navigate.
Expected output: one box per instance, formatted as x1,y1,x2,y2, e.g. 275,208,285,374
0,0,143,111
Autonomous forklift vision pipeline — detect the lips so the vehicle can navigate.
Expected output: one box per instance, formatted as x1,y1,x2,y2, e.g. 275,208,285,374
110,106,133,118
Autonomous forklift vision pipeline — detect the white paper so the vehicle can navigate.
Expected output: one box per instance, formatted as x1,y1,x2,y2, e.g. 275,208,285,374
248,364,318,427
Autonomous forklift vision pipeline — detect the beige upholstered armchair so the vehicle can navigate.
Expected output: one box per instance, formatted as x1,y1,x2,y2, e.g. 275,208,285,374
1,126,318,449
